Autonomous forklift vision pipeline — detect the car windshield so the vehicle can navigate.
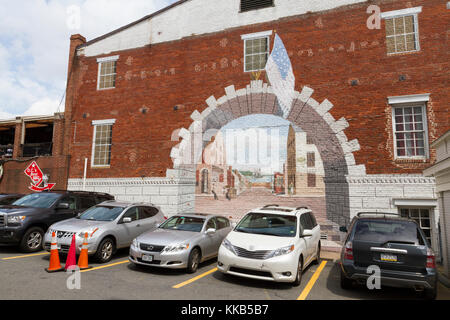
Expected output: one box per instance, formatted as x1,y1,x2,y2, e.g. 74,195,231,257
235,212,297,237
78,206,124,221
353,219,425,245
159,216,205,232
12,193,61,208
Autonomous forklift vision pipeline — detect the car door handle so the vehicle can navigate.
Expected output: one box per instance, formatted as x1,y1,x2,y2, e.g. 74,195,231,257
136,224,141,227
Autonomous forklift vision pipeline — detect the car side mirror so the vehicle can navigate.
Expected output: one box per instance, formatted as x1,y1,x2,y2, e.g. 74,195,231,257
301,229,313,238
339,226,348,233
57,203,70,210
123,217,132,224
206,228,216,235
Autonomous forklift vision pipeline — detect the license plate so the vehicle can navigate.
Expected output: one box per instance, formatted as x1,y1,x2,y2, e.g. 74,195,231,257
142,254,153,262
381,253,397,262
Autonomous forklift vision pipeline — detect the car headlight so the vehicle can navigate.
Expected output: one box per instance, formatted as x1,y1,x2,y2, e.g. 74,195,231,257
7,216,26,225
78,228,99,239
221,239,236,255
267,245,295,259
162,243,190,253
132,238,139,248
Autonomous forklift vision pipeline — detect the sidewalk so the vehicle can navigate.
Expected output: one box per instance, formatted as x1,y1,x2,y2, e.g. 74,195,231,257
437,264,450,288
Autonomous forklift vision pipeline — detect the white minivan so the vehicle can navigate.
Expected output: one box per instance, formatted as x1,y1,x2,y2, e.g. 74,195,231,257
217,205,321,286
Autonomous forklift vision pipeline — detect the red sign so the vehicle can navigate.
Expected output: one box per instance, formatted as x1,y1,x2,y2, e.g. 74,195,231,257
24,161,55,192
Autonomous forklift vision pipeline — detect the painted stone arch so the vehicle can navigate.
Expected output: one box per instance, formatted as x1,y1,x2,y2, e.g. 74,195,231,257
170,80,366,225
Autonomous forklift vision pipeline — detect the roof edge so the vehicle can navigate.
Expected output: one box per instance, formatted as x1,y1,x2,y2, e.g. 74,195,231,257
77,0,190,50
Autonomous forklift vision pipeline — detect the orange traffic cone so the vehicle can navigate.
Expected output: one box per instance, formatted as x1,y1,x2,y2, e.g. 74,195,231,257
77,232,92,270
45,232,64,273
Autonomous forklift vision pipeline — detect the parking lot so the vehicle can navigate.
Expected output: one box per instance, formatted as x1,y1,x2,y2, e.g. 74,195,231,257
1,246,449,300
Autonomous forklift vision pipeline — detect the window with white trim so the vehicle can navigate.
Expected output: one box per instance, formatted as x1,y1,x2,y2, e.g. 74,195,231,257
91,120,115,167
392,104,428,158
97,56,118,90
381,7,421,54
242,31,271,72
400,208,431,244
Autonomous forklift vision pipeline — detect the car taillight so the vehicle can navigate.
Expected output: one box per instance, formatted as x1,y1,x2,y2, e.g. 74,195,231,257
426,248,435,269
344,241,353,261
164,216,167,220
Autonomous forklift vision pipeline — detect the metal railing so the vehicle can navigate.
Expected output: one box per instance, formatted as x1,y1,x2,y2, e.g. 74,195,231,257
21,142,53,157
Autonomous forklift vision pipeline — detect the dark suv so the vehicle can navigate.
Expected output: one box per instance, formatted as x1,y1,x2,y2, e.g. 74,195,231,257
0,194,24,206
0,191,114,252
339,212,437,299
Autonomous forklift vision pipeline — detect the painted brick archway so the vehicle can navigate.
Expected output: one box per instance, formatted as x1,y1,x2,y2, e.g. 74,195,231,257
170,80,366,226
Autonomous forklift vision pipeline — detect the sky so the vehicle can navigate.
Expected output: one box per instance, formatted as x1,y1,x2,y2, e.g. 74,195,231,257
0,0,175,120
222,114,293,174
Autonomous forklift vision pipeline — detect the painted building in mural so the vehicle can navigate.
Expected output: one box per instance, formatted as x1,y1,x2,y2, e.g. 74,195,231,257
59,0,448,251
286,125,325,196
196,130,228,195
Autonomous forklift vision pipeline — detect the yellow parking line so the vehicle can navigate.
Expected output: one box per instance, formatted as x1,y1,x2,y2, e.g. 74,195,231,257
173,267,218,289
2,252,49,260
297,260,327,300
80,260,129,273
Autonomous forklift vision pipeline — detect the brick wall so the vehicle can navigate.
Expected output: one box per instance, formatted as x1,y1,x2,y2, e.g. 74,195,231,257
65,0,448,181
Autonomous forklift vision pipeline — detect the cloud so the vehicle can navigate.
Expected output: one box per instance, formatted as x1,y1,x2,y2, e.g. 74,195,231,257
0,0,175,120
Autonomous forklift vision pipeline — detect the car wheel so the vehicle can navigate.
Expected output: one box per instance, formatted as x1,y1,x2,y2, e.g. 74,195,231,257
94,238,115,263
313,244,321,265
340,268,353,290
19,227,44,253
292,257,303,287
423,287,437,300
187,248,201,274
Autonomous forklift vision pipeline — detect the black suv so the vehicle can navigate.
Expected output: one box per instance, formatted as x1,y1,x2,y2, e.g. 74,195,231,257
339,212,437,299
0,191,114,252
0,194,24,206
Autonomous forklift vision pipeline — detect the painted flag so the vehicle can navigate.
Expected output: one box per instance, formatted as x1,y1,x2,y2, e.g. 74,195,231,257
265,34,296,119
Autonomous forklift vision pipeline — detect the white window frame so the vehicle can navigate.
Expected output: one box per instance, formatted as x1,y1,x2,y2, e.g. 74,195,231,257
241,30,272,73
389,94,430,160
91,119,116,168
381,6,422,55
97,55,119,91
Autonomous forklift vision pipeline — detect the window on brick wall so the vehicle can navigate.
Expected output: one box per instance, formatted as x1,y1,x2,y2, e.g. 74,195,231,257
241,31,272,72
400,208,431,244
97,56,119,90
307,173,316,188
306,134,314,145
240,0,274,12
91,120,115,167
392,103,428,159
381,7,422,55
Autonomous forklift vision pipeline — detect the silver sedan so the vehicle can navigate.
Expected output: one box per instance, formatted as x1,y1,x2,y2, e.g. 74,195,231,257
129,214,232,273
44,201,166,263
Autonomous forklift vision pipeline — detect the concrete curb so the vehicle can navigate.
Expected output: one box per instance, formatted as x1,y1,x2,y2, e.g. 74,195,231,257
438,272,450,288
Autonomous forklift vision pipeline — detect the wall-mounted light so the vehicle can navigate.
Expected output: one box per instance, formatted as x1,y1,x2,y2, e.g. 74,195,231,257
350,80,359,86
399,75,406,81
173,105,179,111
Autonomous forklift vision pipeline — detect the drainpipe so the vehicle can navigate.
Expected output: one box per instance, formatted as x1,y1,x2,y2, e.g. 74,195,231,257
82,157,88,191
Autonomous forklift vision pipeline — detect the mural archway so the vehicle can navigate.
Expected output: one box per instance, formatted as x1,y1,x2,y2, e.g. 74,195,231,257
170,81,366,226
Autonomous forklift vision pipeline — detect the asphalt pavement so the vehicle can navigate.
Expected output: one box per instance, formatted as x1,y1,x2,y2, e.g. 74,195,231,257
1,246,449,300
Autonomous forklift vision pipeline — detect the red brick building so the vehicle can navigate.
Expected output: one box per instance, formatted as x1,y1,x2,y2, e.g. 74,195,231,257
61,0,448,248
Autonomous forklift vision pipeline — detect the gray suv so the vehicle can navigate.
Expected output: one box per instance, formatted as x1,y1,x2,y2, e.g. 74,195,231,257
339,212,437,299
44,201,166,263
